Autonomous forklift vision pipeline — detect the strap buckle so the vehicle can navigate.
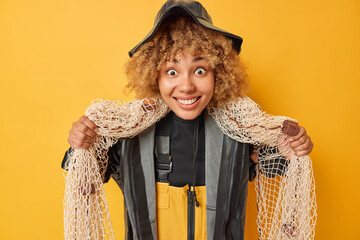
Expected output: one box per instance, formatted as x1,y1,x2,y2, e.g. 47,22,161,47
156,158,173,173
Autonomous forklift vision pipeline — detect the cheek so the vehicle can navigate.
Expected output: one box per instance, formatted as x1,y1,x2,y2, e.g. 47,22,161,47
158,78,172,98
205,76,215,97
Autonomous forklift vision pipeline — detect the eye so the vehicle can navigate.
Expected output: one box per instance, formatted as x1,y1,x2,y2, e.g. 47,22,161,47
195,67,206,75
166,69,178,76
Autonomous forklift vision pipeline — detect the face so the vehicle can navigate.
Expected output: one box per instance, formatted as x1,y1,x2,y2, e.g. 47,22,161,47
158,51,215,120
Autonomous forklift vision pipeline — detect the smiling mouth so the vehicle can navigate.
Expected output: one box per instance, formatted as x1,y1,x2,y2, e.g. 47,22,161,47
175,97,200,105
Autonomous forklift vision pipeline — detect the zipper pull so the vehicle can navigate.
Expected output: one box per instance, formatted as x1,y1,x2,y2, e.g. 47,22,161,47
190,189,200,207
194,196,199,207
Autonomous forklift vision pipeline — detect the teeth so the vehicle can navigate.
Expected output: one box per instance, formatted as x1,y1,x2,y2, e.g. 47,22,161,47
176,98,198,105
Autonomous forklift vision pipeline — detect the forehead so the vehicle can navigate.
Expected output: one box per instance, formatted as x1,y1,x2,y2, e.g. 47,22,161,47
160,53,211,71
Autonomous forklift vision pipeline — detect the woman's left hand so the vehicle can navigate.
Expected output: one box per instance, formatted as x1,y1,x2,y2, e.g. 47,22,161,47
287,126,313,157
250,126,314,163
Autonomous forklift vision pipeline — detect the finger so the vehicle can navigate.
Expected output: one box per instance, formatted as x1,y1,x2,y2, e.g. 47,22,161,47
289,135,307,149
295,142,314,156
68,137,91,149
69,127,96,144
72,130,96,144
289,127,306,142
292,137,311,152
80,116,98,134
72,121,97,138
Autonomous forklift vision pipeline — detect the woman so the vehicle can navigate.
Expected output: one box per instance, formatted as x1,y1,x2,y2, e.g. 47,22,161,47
63,1,313,239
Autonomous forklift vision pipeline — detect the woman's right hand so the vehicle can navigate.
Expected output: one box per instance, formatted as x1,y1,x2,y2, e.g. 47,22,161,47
67,116,99,149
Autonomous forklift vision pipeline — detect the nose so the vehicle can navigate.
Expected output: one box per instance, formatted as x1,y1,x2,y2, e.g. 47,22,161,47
178,74,195,93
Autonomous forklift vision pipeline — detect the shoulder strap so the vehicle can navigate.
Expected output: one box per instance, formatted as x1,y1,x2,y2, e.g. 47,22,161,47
154,114,172,182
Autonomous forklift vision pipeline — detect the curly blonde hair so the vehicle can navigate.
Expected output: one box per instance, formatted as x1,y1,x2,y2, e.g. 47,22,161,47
125,17,248,107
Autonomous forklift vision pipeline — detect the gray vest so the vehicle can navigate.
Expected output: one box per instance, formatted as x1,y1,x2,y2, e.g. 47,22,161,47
106,113,256,240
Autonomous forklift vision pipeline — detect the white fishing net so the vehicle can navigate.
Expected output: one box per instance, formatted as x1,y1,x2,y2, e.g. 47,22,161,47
63,96,316,240
208,97,317,240
63,99,169,240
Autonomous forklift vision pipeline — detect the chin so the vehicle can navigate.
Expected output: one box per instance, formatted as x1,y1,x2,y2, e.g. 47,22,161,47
173,110,202,120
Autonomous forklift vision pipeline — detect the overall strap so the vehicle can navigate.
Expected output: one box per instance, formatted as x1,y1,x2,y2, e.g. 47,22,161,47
154,114,172,182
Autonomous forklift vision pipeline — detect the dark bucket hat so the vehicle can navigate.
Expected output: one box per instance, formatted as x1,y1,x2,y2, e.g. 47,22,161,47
128,0,243,57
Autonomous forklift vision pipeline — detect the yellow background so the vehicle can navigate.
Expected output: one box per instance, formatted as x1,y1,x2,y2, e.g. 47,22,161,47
1,0,359,239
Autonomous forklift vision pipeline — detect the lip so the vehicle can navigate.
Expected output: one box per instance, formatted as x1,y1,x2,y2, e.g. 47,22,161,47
174,96,201,110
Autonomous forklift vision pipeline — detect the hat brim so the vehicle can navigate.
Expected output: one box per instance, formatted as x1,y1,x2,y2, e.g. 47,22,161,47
128,4,243,57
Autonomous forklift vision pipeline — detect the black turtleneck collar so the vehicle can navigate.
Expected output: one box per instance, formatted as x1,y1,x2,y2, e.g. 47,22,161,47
155,111,206,187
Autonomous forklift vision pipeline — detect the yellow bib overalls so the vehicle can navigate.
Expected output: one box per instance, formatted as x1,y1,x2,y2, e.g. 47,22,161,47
156,182,207,240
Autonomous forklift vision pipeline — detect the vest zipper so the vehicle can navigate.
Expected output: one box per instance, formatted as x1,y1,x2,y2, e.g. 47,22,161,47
188,118,200,240
187,188,198,240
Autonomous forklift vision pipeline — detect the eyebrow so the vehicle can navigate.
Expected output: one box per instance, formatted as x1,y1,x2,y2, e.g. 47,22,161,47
192,57,203,62
173,57,204,63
